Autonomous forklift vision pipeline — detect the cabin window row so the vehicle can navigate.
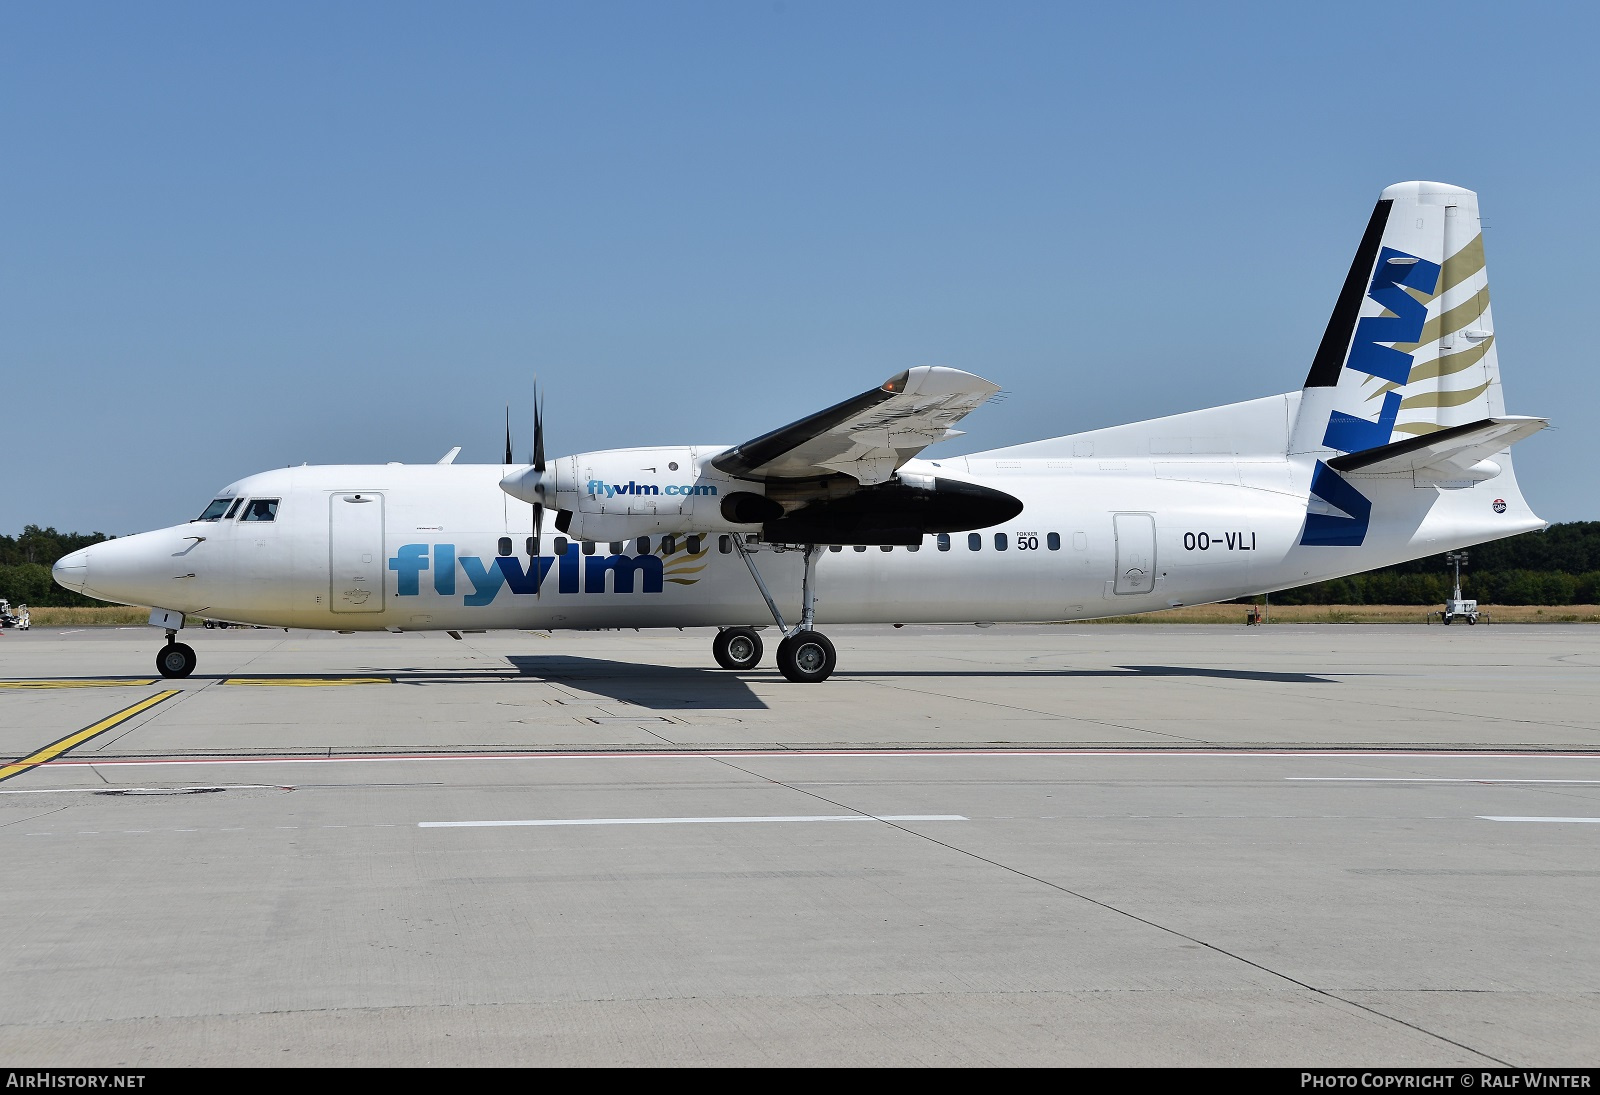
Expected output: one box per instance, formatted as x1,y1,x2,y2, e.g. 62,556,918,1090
818,532,1064,552
718,533,1064,553
507,534,705,557
505,531,1070,556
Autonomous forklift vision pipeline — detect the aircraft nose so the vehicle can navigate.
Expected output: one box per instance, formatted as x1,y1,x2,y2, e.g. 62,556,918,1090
53,548,90,593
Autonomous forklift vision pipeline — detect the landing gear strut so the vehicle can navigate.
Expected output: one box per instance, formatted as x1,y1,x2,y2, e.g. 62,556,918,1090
731,539,835,682
156,629,196,679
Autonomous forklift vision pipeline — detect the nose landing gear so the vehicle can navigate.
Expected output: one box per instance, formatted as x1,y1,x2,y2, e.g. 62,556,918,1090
156,629,197,679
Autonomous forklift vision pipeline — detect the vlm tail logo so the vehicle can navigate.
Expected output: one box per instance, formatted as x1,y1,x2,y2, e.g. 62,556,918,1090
389,543,699,606
1302,248,1442,547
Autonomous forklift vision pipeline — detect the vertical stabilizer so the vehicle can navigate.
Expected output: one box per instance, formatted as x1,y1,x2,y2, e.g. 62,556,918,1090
1291,182,1503,458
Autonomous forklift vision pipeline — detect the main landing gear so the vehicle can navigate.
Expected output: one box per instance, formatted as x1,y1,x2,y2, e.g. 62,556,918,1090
156,629,197,679
719,540,837,683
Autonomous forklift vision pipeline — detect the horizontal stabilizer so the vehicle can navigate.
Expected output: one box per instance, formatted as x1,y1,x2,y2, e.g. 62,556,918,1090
1327,416,1546,475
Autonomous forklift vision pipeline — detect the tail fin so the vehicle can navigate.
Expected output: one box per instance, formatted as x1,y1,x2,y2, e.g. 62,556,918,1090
1291,181,1505,456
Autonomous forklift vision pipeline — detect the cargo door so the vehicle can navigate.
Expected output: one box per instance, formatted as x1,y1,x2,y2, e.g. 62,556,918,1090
1113,512,1156,595
330,492,385,612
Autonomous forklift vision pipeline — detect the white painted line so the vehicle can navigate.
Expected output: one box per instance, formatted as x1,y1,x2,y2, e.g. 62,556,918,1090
1478,816,1600,824
419,813,968,829
1290,778,1600,784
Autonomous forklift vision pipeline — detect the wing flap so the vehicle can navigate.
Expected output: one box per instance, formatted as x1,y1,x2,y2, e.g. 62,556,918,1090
1327,415,1547,475
712,367,999,484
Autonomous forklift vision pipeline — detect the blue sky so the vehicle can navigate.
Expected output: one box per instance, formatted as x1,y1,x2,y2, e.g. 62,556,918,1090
3,1,1595,533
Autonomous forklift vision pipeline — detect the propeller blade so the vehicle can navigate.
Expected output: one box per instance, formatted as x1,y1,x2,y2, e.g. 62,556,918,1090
530,380,547,597
504,405,513,465
531,502,543,598
532,382,545,472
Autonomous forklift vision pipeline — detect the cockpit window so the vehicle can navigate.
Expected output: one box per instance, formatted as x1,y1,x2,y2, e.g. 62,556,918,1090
224,498,244,519
196,498,232,521
239,498,279,522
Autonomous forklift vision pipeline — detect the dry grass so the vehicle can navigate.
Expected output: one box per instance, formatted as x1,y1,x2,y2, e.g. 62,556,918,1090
26,606,154,626
1082,603,1600,625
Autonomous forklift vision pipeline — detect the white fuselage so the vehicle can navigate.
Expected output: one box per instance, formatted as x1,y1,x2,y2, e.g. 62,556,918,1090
57,440,1542,633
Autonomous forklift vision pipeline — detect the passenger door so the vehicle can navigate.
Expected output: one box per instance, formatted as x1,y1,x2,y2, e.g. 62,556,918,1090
330,492,385,613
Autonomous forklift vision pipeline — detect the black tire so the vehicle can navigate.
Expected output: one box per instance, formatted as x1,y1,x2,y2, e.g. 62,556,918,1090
1442,615,1452,625
1467,616,1477,625
156,641,196,679
713,627,764,671
776,631,836,683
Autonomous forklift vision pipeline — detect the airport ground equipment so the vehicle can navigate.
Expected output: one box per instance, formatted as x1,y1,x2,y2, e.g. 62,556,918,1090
1441,551,1479,625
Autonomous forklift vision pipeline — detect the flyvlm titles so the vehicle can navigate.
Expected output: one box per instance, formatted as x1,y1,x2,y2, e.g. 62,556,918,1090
389,543,678,606
587,480,719,498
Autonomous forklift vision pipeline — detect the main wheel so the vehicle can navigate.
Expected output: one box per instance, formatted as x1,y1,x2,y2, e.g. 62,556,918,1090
1442,615,1452,625
156,641,196,679
1467,616,1477,625
776,631,836,683
713,627,764,670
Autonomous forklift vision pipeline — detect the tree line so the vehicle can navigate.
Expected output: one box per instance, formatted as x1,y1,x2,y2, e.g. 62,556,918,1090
1264,521,1600,605
3,521,1598,609
0,526,114,607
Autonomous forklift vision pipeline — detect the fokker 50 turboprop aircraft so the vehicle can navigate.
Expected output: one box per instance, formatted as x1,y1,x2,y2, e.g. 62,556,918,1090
54,182,1547,683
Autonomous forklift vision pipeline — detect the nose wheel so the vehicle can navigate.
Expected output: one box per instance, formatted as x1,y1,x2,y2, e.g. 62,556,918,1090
157,639,196,679
713,627,765,671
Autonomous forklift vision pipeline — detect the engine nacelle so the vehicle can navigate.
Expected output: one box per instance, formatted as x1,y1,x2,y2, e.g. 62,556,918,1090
501,448,1021,546
505,445,768,543
762,474,1023,545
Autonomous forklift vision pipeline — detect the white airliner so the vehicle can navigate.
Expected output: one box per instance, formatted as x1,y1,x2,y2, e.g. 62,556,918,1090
54,181,1547,682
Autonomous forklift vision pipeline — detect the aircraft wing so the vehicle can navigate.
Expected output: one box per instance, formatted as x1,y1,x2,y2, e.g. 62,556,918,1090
1328,416,1548,475
711,366,1000,485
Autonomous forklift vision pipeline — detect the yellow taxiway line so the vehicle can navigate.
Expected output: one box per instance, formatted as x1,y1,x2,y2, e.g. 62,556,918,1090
222,678,391,687
0,679,158,689
0,690,180,784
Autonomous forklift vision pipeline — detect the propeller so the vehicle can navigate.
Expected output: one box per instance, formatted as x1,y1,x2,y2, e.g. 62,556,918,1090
498,384,554,571
504,405,514,465
529,381,546,560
